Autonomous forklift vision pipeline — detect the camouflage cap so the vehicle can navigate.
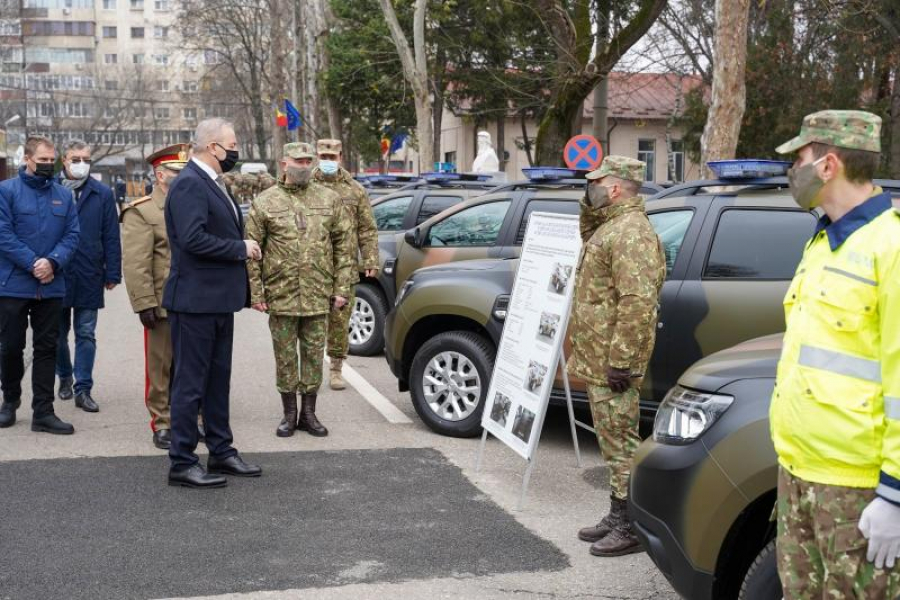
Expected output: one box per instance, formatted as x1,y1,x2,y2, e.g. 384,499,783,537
776,110,881,154
284,142,316,159
585,155,646,184
316,139,342,155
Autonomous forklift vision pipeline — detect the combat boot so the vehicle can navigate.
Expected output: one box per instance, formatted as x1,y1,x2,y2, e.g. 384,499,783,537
298,393,328,437
276,392,298,438
590,511,644,557
329,358,346,390
0,399,21,428
578,495,627,543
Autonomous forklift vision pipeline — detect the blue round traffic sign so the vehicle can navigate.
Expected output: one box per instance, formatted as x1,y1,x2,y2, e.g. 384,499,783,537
564,135,603,171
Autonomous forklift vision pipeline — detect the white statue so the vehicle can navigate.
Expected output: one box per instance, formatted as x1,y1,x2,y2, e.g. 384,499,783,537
472,130,500,173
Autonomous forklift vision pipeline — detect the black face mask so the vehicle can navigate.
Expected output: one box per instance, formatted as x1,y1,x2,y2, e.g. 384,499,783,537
34,162,55,179
214,144,239,172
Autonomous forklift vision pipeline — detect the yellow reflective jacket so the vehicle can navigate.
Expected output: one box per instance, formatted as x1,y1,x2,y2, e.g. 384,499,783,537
771,190,900,504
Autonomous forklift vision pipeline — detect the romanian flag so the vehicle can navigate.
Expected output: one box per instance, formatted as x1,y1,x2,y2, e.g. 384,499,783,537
275,107,288,128
380,138,390,156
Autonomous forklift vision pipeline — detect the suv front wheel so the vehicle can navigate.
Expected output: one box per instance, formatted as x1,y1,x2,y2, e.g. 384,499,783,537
739,539,782,600
348,283,387,356
409,331,495,437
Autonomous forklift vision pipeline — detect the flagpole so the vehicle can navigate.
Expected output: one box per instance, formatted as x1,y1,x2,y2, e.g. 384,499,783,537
291,1,299,143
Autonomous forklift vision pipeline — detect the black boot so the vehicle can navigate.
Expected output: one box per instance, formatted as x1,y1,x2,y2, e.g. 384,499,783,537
590,505,644,557
298,393,328,437
58,377,74,401
578,495,627,543
0,399,21,428
31,413,75,435
276,392,298,438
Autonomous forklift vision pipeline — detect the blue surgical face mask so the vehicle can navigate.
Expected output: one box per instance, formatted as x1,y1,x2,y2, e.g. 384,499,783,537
319,160,339,176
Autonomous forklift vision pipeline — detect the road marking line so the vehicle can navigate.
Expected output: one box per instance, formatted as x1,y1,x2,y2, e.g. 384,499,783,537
325,357,412,424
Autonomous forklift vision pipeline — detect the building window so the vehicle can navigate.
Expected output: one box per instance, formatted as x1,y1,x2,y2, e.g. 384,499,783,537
183,107,197,120
130,0,143,8
669,140,685,182
102,26,117,38
0,20,22,36
638,139,656,182
156,80,168,92
133,53,144,64
153,54,168,65
104,53,117,65
182,80,198,93
104,80,117,90
154,107,169,119
154,0,169,10
203,50,220,65
102,0,115,8
153,26,168,38
131,27,144,38
443,151,456,167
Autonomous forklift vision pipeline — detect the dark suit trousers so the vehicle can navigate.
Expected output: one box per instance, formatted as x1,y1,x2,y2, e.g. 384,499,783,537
168,311,238,469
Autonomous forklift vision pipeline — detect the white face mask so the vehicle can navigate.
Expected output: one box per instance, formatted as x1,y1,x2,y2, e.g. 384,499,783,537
68,161,90,180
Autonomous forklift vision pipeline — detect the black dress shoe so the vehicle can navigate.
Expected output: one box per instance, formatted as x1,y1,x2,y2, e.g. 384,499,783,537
74,392,99,413
31,414,75,435
153,429,172,450
58,377,74,401
0,400,20,428
168,464,227,488
207,454,262,477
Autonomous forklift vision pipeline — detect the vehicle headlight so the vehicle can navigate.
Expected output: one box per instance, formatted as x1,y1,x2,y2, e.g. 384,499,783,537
395,280,414,307
653,385,733,445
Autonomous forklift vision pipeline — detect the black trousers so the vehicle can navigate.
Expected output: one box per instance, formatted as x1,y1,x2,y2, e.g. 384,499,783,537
168,312,238,470
0,297,63,417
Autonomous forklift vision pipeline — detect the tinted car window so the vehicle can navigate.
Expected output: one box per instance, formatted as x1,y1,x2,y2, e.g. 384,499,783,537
416,195,463,225
648,210,693,275
426,200,511,247
704,209,816,279
372,196,413,231
516,199,580,244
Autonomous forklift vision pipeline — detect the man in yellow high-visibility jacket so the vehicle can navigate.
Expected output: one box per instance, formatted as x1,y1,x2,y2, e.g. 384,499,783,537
771,110,900,598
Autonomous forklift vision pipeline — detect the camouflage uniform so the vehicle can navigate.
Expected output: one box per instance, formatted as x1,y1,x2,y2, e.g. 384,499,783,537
773,111,900,597
313,139,379,362
569,157,666,501
246,146,353,394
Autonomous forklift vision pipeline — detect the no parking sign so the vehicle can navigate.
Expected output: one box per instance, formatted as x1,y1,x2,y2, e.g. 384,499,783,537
563,134,604,171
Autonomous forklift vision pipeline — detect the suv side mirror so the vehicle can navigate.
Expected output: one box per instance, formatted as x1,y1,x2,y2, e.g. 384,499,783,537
404,226,422,248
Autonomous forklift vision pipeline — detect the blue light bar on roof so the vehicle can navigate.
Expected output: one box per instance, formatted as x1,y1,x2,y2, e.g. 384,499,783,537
421,172,461,182
707,160,792,179
522,167,580,181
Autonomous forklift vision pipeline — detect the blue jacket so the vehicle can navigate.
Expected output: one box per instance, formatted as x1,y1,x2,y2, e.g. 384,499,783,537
58,175,122,309
162,160,249,313
0,167,80,300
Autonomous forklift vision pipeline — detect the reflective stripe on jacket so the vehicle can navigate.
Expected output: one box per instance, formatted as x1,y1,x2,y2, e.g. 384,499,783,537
771,191,900,505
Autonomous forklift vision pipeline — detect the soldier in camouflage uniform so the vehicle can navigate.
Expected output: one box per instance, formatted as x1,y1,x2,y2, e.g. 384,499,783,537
569,156,666,557
772,111,900,597
246,142,353,438
313,139,379,390
257,171,276,192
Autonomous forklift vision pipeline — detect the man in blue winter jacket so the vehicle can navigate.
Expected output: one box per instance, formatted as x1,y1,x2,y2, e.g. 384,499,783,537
55,140,122,412
0,136,80,434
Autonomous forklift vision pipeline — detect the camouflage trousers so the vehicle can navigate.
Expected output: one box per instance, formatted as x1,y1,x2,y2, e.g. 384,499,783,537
268,313,327,394
326,285,355,359
777,467,900,599
587,384,640,500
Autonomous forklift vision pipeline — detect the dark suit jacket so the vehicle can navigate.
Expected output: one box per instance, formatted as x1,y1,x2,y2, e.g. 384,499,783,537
162,160,248,313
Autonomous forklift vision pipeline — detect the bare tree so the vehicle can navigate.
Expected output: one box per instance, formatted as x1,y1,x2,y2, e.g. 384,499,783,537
699,0,750,177
377,0,433,171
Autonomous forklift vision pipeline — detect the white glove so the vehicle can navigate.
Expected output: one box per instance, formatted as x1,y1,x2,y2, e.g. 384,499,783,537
858,497,900,569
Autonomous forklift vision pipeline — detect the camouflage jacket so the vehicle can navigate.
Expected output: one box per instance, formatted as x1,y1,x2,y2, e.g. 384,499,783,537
569,195,666,386
246,180,353,316
120,187,170,317
313,166,379,276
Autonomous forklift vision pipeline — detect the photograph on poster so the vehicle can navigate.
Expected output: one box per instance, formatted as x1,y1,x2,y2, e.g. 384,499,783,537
512,405,536,443
536,311,561,344
524,360,548,393
489,392,512,427
548,263,573,295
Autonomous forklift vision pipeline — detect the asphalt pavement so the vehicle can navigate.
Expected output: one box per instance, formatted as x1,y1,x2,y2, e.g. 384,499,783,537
0,287,678,600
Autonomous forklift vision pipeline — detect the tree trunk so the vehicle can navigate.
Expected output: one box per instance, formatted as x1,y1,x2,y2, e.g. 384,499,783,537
592,0,610,153
496,115,506,173
270,0,287,167
700,0,750,178
520,111,534,167
535,82,591,166
891,65,900,178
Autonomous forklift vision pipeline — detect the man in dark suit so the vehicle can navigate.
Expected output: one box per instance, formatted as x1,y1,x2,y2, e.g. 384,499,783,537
163,118,263,488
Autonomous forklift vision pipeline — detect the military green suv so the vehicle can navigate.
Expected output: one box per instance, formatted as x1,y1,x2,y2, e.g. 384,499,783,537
385,175,900,437
349,175,496,355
